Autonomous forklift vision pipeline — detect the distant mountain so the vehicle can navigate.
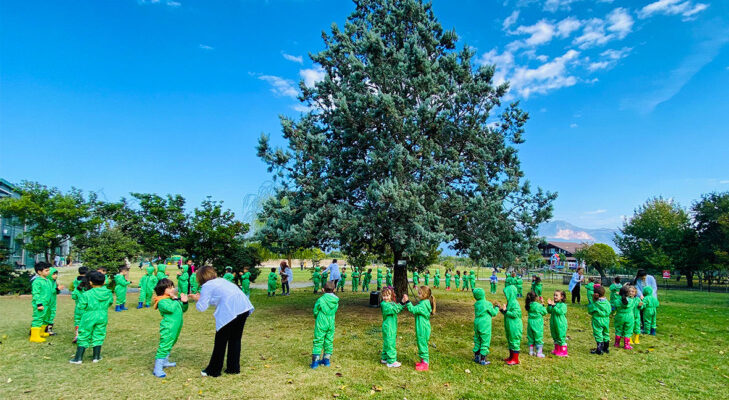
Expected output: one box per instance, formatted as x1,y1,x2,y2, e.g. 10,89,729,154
538,220,618,249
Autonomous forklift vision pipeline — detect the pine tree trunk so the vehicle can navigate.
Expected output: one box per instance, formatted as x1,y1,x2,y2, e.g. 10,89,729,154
393,253,408,299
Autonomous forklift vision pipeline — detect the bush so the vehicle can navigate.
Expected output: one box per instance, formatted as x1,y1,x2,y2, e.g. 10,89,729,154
0,263,33,295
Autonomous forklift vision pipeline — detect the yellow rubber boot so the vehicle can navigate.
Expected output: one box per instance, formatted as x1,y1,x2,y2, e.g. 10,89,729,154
629,336,634,345
39,325,50,337
634,334,640,344
29,327,46,343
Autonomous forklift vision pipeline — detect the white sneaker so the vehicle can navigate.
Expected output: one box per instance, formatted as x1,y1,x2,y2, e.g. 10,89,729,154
69,360,82,365
201,370,208,377
386,361,401,368
92,358,102,363
380,359,388,364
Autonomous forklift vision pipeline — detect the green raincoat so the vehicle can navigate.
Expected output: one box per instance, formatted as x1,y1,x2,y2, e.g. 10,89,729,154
547,302,568,346
501,285,523,351
114,273,131,305
45,268,59,325
473,288,498,355
385,269,392,287
239,271,250,296
312,293,339,355
380,300,404,363
76,286,114,348
515,276,523,297
587,298,611,342
585,281,595,304
433,271,440,288
376,268,383,290
156,264,168,281
642,287,659,331
155,297,189,358
351,270,360,291
406,298,432,363
31,275,51,328
362,271,372,292
614,295,633,337
267,271,278,294
312,267,321,292
144,266,158,306
177,265,190,295
527,301,547,345
445,271,451,289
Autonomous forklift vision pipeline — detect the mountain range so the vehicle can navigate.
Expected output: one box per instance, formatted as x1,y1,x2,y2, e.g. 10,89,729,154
538,220,619,249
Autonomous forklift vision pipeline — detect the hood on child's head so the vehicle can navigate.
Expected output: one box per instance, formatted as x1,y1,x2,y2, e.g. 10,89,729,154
473,288,485,301
642,286,653,296
182,264,189,274
503,284,517,301
146,265,155,275
158,264,166,272
49,267,58,279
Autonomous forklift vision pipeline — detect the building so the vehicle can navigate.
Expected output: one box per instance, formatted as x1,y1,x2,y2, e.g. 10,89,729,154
0,178,70,269
538,241,588,269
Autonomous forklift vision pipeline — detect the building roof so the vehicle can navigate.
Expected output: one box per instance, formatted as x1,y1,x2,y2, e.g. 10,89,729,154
543,241,588,254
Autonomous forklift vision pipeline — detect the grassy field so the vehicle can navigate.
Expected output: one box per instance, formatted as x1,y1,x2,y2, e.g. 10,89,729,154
2,266,729,399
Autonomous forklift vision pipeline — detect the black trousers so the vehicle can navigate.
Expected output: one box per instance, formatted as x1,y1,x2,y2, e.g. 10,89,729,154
281,281,290,294
571,284,581,304
205,311,249,376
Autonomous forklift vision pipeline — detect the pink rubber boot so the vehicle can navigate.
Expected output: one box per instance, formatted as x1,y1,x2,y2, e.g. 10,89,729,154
623,337,633,350
614,336,621,348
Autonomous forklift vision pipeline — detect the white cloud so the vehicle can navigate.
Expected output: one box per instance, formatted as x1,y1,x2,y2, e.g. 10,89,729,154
543,0,579,12
556,17,581,38
258,75,299,98
282,52,303,64
198,44,214,51
606,8,633,39
508,19,556,50
720,180,729,184
638,0,709,21
586,46,632,71
292,104,314,113
503,10,520,30
509,49,580,97
478,49,515,85
574,18,611,49
588,61,610,71
585,209,608,214
570,123,579,128
138,0,181,7
299,67,325,88
166,0,181,6
601,47,632,60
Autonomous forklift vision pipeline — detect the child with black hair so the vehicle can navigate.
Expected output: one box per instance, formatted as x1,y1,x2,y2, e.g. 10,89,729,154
152,278,189,378
223,266,235,282
525,291,547,358
588,285,611,355
97,266,110,286
614,285,635,350
71,266,90,343
585,277,596,304
547,290,569,357
29,262,51,343
311,281,339,368
609,277,622,312
363,268,372,292
70,271,114,364
454,270,461,290
531,275,543,300
114,265,132,312
337,267,347,293
267,268,278,297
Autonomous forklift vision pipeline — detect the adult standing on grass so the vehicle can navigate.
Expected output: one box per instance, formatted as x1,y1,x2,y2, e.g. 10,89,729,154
325,259,341,288
633,269,657,331
568,267,585,304
190,266,254,378
279,261,293,296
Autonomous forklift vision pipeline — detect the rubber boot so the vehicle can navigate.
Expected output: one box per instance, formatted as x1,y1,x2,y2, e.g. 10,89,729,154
590,341,603,355
415,359,429,371
92,346,102,362
319,354,331,367
551,343,558,355
650,328,656,336
153,358,167,378
623,336,633,350
529,345,535,356
29,327,46,343
46,324,56,336
602,341,610,354
310,354,320,369
137,301,144,309
163,356,176,368
70,347,86,364
114,305,121,312
39,325,50,337
480,354,490,365
559,345,568,357
614,336,621,347
506,351,520,365
473,352,481,364
629,335,634,345
634,334,640,344
536,344,545,358
121,303,129,311
504,350,513,361
145,303,150,308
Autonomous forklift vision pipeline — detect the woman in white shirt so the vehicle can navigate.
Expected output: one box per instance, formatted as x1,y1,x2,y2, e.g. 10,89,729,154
190,266,254,377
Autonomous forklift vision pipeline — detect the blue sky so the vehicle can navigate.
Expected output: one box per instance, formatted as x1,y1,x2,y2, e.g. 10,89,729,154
1,0,728,229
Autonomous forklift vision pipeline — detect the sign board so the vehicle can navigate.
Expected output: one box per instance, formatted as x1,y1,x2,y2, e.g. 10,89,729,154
662,270,671,279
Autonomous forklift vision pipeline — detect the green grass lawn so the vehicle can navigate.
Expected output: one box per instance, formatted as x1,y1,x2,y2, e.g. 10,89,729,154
2,268,729,399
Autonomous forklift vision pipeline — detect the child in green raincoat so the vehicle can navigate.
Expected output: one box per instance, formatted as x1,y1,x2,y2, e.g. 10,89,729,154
461,270,470,291
445,269,452,290
423,270,430,286
320,270,329,291
363,268,372,292
454,271,461,290
114,266,132,312
642,286,659,335
433,270,440,289
472,288,498,365
376,268,383,291
337,268,347,293
614,285,635,350
223,267,234,282
630,286,643,345
515,274,523,298
385,268,392,287
379,287,404,368
267,268,278,297
45,267,63,336
156,264,168,281
547,290,568,357
525,291,547,358
585,277,596,304
71,266,90,343
499,284,522,365
239,267,251,296
177,264,191,295
311,281,339,368
587,285,611,355
138,265,157,308
412,270,420,288
531,275,543,299
609,277,622,311
70,271,114,364
29,262,51,343
404,286,435,371
152,278,189,378
470,270,477,290
505,271,516,287
312,267,321,293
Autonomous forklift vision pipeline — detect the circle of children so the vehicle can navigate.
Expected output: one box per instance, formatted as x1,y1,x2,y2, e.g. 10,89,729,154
27,260,659,377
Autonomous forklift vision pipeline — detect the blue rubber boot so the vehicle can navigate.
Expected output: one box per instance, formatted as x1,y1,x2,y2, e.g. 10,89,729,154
163,356,176,368
153,358,167,378
121,303,129,311
310,355,320,369
136,302,144,309
650,328,656,336
319,354,331,367
114,305,121,312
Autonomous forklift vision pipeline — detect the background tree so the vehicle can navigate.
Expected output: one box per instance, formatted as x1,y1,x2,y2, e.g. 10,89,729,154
573,242,617,278
255,193,317,271
615,197,698,286
123,193,188,260
257,0,555,296
0,181,99,262
80,226,140,275
692,192,729,285
183,197,249,268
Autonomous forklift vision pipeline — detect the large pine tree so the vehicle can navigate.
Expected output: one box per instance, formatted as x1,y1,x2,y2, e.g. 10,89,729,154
257,0,555,296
